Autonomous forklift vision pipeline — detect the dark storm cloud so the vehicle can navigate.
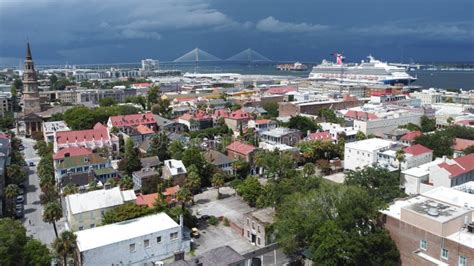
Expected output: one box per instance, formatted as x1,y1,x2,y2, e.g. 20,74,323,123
0,0,473,64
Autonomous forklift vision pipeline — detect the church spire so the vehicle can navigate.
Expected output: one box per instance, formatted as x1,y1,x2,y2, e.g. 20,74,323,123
26,42,32,60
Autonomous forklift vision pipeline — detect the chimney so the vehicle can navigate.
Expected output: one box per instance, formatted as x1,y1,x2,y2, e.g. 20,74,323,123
179,215,184,228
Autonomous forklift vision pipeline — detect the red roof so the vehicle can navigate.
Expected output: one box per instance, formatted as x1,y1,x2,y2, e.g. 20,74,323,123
455,120,474,126
452,138,474,151
135,124,154,135
307,131,332,141
56,123,110,145
403,144,432,156
0,133,10,139
109,113,156,127
228,109,250,120
438,153,474,177
136,193,158,208
132,83,152,88
213,109,230,119
255,119,271,125
227,141,256,155
53,147,93,160
179,110,212,121
266,86,296,95
163,185,180,196
175,97,195,102
401,131,422,141
345,110,378,120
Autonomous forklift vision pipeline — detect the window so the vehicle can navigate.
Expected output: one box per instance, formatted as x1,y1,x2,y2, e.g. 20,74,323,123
257,237,261,246
129,243,136,253
144,239,150,248
441,248,448,260
459,256,467,266
247,231,250,237
170,232,178,240
90,224,95,228
420,240,427,251
78,226,84,231
257,225,260,233
247,218,249,226
157,236,161,243
252,222,255,229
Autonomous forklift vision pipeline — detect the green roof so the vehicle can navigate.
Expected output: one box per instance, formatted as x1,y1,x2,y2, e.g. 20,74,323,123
93,167,116,176
57,154,107,169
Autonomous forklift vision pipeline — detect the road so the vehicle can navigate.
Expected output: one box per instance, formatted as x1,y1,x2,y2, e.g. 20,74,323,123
20,137,66,245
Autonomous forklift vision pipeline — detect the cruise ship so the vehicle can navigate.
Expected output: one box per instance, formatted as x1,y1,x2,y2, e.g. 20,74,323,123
309,54,417,85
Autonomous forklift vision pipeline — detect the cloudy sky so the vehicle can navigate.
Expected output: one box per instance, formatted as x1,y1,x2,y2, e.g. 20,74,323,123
0,0,473,65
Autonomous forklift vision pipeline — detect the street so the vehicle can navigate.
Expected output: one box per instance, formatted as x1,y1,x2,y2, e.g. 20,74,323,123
19,137,66,245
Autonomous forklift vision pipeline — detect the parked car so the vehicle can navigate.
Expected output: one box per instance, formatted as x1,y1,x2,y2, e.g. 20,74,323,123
191,227,200,238
28,162,35,167
18,145,25,151
15,207,24,219
15,195,24,204
18,187,25,195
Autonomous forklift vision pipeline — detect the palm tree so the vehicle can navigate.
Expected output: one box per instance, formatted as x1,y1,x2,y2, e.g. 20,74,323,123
43,201,63,238
211,172,225,199
395,149,406,188
53,231,77,266
185,168,201,195
5,184,19,216
176,187,192,210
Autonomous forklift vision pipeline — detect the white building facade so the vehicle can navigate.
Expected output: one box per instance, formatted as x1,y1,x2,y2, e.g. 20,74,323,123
344,138,396,171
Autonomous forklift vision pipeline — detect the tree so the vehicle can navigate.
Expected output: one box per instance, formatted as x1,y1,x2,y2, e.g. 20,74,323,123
99,96,117,107
420,115,436,132
395,149,406,187
318,108,343,124
5,184,19,215
52,231,77,266
303,163,316,177
236,176,263,207
63,106,96,130
211,172,225,198
316,159,332,175
344,167,404,207
232,158,251,179
169,140,185,160
102,203,153,224
125,95,147,109
415,131,454,158
256,150,296,179
39,184,59,205
176,187,192,210
399,123,421,131
447,116,454,125
186,165,202,194
120,138,142,176
62,184,78,196
464,145,474,155
23,239,52,266
6,164,27,185
147,85,160,109
287,115,321,135
151,98,172,117
42,201,63,238
356,131,367,140
262,102,279,118
148,133,170,160
0,218,28,265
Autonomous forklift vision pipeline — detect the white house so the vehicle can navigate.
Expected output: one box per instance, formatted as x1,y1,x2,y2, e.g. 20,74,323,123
377,144,433,171
344,138,396,171
65,187,136,231
76,213,190,266
402,157,447,195
429,153,474,189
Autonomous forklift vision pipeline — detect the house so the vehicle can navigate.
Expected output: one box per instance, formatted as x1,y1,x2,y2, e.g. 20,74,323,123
260,127,301,146
227,141,257,163
42,120,70,143
400,130,422,146
54,123,119,153
132,168,160,191
377,144,433,171
243,208,275,248
75,213,190,265
168,246,245,266
381,187,473,266
177,110,213,131
402,157,449,195
154,115,186,133
53,147,93,163
225,109,251,133
305,131,332,142
107,112,157,133
123,124,155,144
136,185,181,208
162,159,187,186
319,122,358,142
204,150,233,175
344,138,396,171
247,119,277,133
54,153,115,185
65,187,136,231
452,138,474,157
429,153,474,188
140,156,161,169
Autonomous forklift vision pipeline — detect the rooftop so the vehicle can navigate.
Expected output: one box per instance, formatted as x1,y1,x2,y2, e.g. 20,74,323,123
132,168,160,179
65,187,136,215
227,141,256,155
164,159,187,176
76,213,179,252
403,144,432,156
345,138,395,152
261,127,300,138
402,157,446,178
43,120,70,133
55,123,109,145
404,198,469,223
140,156,161,168
246,207,275,225
53,147,92,160
56,153,108,169
437,153,474,177
452,138,474,151
109,113,156,127
167,246,244,266
400,130,422,141
204,150,232,166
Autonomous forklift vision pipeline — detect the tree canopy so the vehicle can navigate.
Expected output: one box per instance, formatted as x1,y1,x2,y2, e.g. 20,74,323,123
287,115,321,135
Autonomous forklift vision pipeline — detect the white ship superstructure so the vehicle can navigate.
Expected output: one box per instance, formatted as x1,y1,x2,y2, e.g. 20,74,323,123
309,54,417,85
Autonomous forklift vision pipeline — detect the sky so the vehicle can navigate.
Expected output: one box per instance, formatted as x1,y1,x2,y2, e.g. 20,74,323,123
0,0,473,65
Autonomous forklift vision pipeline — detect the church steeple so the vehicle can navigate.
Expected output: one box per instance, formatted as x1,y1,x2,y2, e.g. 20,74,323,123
26,42,32,60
